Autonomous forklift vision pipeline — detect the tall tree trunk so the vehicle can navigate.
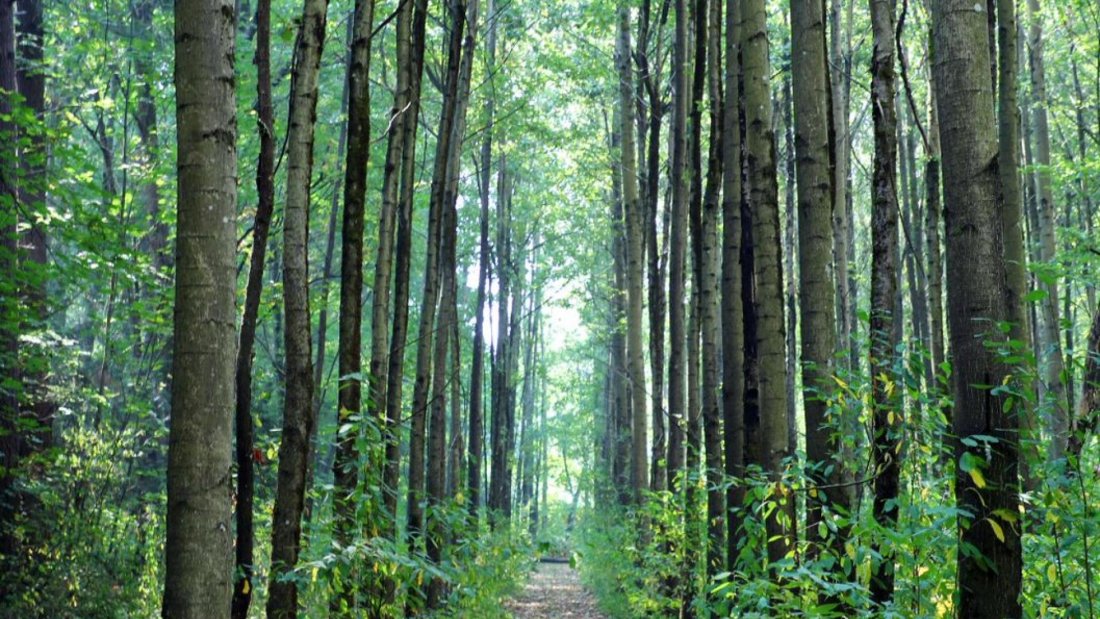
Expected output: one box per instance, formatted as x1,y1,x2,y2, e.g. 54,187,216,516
617,1,648,501
162,0,237,615
791,0,843,572
701,0,724,576
868,0,901,604
742,0,791,567
721,0,745,574
639,0,667,494
997,0,1034,485
830,0,854,369
382,0,429,559
782,73,798,458
331,1,376,613
1025,0,1069,461
407,0,467,564
232,0,276,615
447,0,480,505
489,164,515,520
266,0,330,615
667,0,689,492
932,1,1022,614
468,0,496,516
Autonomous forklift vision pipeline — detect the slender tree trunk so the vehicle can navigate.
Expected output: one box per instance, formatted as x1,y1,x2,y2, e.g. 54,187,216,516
638,0,667,494
830,0,853,368
617,1,649,502
742,0,791,567
868,0,901,604
667,0,689,492
721,0,745,574
468,0,496,514
700,0,724,576
231,1,275,615
782,72,798,458
409,0,468,571
330,1,375,613
791,0,843,573
266,0,330,615
997,0,1035,486
489,164,515,520
162,0,237,615
932,1,1022,614
1025,0,1069,461
382,0,429,554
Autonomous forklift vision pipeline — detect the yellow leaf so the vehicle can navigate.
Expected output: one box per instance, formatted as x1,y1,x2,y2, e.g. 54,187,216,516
988,518,1005,543
969,467,986,489
888,411,895,425
1048,563,1057,583
846,542,856,561
311,567,318,583
241,579,250,595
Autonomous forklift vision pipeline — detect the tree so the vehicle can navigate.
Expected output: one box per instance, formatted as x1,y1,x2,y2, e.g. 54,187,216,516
162,0,237,615
266,0,330,614
932,0,1022,614
616,0,648,501
332,5,377,606
742,0,791,566
720,0,744,574
232,0,276,615
791,0,843,567
868,0,901,603
1025,0,1069,461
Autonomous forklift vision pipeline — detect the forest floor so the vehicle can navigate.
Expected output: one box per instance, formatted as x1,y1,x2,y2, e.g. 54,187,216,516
503,561,606,618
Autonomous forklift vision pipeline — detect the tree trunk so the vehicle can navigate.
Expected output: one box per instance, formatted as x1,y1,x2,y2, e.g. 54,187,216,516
381,0,429,570
162,0,237,615
868,0,901,604
667,0,689,493
997,0,1035,485
742,0,790,567
231,0,276,615
721,0,745,574
638,0,667,495
266,0,329,615
1025,0,1069,461
330,0,376,606
617,1,649,503
932,1,1022,614
791,0,843,572
407,0,467,573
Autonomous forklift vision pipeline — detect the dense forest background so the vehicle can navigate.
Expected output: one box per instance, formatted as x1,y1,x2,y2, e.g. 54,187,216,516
0,0,1098,616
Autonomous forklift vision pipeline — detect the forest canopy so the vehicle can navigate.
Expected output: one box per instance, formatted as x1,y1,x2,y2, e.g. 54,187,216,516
0,0,1099,617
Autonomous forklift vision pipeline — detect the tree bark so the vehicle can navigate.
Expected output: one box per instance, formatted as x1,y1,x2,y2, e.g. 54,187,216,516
721,0,745,574
791,0,843,570
1025,0,1069,461
329,1,375,613
162,0,237,616
231,0,276,615
932,1,1022,614
742,0,791,567
266,0,330,615
868,0,901,604
616,1,648,502
666,0,689,493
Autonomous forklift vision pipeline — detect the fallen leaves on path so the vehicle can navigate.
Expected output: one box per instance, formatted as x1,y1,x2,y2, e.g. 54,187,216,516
503,561,606,618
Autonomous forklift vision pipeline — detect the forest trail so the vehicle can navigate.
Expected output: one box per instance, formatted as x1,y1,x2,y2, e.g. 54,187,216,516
504,561,606,618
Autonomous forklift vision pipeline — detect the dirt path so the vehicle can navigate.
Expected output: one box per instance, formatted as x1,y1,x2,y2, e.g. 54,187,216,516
504,561,606,618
